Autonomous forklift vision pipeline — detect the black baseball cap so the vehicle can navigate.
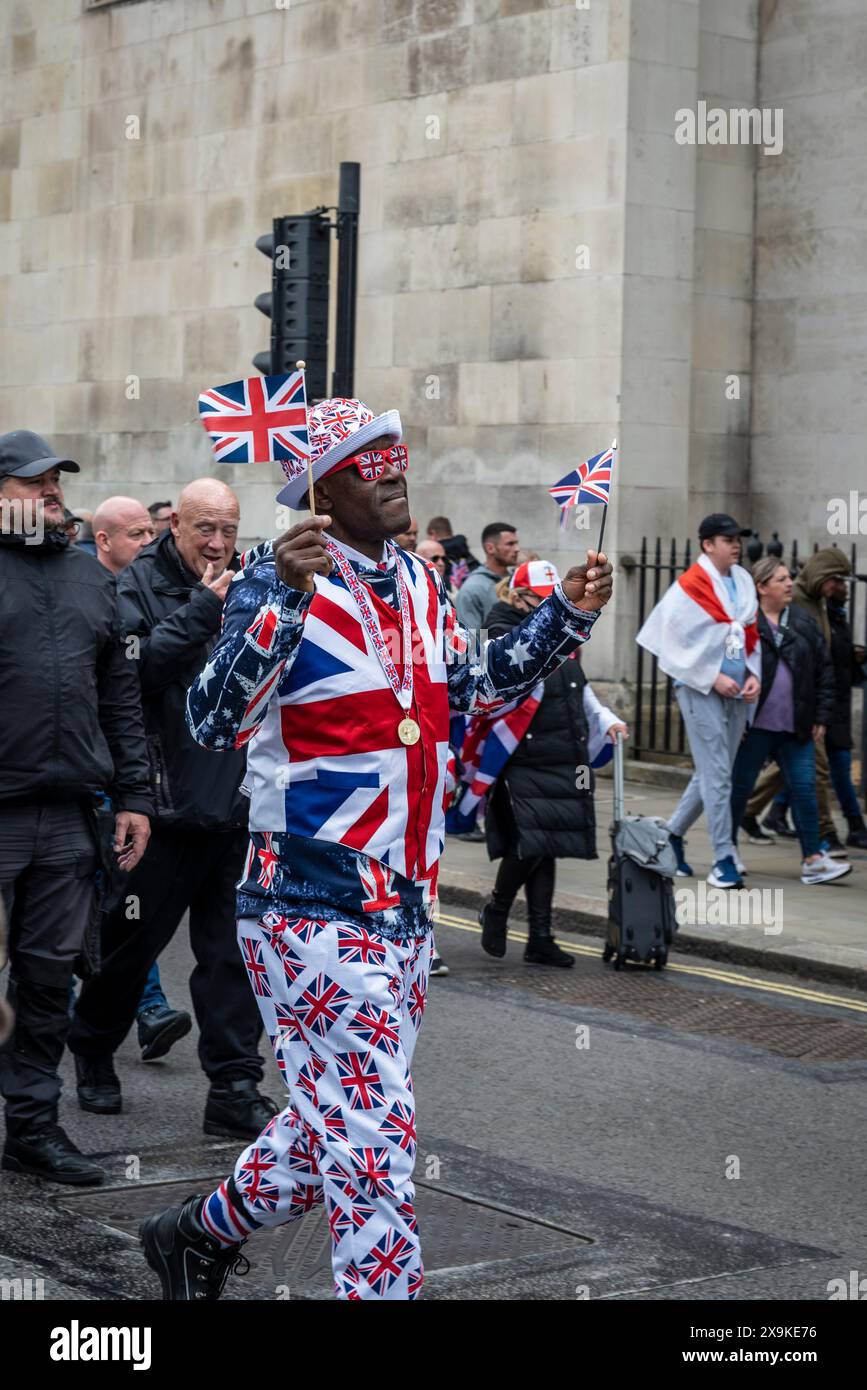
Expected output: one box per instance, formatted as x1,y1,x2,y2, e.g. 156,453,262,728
0,431,79,481
698,512,750,542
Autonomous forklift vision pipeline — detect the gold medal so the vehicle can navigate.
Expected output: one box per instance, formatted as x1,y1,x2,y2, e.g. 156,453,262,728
398,717,421,746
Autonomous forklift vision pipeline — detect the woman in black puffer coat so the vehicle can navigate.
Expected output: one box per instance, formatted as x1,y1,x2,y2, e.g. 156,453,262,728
480,562,628,967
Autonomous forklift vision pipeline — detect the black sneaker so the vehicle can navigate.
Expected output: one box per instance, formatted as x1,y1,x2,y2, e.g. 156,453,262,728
2,1122,105,1186
140,1194,249,1300
429,955,450,977
741,813,775,845
763,808,798,838
524,936,574,968
75,1053,122,1115
137,1004,193,1062
203,1079,279,1140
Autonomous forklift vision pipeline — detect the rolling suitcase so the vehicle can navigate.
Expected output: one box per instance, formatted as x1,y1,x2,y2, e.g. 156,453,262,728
602,731,675,971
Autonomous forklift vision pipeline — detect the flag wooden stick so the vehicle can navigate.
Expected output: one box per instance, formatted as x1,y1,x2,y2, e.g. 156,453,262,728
597,502,608,557
295,359,314,515
596,437,615,557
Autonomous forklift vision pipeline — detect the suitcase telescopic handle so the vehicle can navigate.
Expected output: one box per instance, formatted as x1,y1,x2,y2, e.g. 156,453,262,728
612,727,625,829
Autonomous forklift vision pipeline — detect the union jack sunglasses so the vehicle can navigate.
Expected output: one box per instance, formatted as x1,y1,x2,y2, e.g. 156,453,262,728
338,444,409,481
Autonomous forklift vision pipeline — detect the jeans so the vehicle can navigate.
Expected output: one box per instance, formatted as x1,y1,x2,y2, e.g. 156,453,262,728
746,736,835,838
776,747,861,822
827,745,862,820
731,730,819,859
137,962,168,1016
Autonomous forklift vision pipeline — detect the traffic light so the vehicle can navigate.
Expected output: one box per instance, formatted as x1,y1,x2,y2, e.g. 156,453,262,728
253,213,331,397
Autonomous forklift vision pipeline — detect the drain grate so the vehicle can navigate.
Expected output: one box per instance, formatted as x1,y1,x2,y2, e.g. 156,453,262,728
462,965,867,1061
56,1179,591,1297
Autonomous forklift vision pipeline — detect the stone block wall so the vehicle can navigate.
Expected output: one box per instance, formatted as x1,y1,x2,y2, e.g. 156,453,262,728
0,0,635,583
752,0,867,555
2,0,849,684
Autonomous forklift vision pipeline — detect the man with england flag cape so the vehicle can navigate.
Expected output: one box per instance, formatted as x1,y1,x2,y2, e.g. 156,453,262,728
138,393,613,1302
637,513,761,889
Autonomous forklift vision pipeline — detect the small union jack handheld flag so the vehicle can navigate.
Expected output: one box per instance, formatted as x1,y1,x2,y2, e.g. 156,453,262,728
197,370,310,468
549,439,616,551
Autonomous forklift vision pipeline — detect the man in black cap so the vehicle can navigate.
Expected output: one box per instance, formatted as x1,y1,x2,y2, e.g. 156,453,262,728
0,431,153,1185
638,514,761,889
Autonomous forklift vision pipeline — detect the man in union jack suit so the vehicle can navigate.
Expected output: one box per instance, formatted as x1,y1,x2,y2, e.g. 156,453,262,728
139,397,613,1301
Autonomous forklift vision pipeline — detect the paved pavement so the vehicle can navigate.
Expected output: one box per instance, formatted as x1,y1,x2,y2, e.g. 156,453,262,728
440,772,867,985
1,906,866,1303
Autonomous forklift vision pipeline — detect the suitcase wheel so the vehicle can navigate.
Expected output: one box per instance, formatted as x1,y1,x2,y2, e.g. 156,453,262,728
654,951,667,971
612,955,623,971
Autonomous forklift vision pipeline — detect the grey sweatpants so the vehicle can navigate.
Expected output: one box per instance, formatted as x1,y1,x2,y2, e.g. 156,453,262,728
667,686,752,863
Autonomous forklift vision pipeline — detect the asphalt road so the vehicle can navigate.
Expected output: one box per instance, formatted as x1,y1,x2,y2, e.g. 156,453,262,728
1,908,865,1303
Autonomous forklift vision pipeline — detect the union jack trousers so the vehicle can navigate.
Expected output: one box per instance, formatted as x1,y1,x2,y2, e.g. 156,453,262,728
216,911,432,1300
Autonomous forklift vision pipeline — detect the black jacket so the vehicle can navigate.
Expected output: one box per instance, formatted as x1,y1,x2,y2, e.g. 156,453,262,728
0,529,152,812
118,532,246,829
754,605,835,742
484,600,596,861
825,601,865,750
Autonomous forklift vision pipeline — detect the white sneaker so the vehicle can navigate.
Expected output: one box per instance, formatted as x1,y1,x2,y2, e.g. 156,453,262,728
801,856,853,885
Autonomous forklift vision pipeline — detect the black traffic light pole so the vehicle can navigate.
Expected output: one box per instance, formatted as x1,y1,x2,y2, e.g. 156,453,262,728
253,163,360,401
332,162,360,399
254,212,330,395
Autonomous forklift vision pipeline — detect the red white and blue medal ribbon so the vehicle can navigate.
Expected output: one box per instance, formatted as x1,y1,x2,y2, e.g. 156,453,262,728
324,538,415,715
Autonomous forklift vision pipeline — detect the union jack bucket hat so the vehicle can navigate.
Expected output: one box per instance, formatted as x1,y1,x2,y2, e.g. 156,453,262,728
276,397,402,509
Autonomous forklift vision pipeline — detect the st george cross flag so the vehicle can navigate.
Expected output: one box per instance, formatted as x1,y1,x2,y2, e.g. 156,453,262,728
198,371,309,466
549,440,616,530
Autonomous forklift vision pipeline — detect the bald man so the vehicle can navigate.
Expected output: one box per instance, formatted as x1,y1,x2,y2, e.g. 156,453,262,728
70,478,277,1142
92,496,155,574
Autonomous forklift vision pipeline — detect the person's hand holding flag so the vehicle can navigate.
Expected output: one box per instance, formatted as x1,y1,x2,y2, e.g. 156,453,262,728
561,548,613,612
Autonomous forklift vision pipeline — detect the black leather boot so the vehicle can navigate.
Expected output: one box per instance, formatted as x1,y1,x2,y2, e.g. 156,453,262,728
846,814,867,849
481,857,527,958
203,1078,279,1140
524,934,575,968
523,857,573,967
75,1053,122,1114
479,900,509,958
2,1121,105,1186
140,1193,249,1300
137,1004,193,1062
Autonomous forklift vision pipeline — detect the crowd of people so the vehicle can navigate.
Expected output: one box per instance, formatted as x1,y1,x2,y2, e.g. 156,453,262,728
400,509,866,907
0,411,863,1301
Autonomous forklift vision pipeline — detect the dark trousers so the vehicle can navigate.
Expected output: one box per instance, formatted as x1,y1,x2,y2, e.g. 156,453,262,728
69,826,263,1084
491,854,556,933
827,744,862,820
0,801,97,1132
